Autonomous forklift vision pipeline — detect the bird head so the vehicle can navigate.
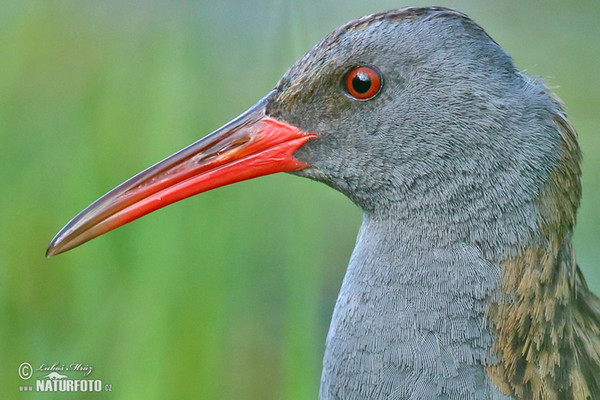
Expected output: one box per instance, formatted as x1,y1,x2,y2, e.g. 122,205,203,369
47,7,580,257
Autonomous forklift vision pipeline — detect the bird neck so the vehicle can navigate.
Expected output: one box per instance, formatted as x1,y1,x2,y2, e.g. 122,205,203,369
320,214,507,399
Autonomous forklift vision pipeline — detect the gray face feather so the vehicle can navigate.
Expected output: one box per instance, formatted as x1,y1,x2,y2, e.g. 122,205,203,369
268,8,565,256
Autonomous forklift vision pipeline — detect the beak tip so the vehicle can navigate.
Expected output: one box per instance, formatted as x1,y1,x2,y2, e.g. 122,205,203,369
46,243,58,258
46,235,66,258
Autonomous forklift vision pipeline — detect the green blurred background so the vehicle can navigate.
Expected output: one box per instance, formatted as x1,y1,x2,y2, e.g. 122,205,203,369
1,0,598,398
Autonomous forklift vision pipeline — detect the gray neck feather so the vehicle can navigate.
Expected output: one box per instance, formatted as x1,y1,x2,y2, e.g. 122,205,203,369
320,212,520,400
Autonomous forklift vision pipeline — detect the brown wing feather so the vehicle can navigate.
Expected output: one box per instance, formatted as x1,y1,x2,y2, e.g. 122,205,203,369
486,87,600,399
572,267,600,397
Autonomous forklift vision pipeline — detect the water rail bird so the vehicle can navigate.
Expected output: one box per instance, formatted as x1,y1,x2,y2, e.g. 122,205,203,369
47,7,600,399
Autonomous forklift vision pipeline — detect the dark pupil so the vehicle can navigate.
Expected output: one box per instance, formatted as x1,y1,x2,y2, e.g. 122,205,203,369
352,72,371,94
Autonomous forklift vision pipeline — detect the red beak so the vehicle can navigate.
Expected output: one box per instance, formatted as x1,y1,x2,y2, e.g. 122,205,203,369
46,92,316,257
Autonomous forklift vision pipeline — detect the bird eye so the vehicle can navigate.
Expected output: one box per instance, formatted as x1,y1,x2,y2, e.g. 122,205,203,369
345,66,382,100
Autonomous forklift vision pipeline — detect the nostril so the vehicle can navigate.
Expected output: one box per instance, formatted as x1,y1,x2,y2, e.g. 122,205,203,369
216,136,252,156
193,136,252,165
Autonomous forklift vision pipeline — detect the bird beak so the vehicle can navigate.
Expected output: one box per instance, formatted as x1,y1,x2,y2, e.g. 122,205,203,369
46,91,316,257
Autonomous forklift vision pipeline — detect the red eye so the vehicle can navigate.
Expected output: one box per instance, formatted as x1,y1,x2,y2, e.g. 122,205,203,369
345,66,382,100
